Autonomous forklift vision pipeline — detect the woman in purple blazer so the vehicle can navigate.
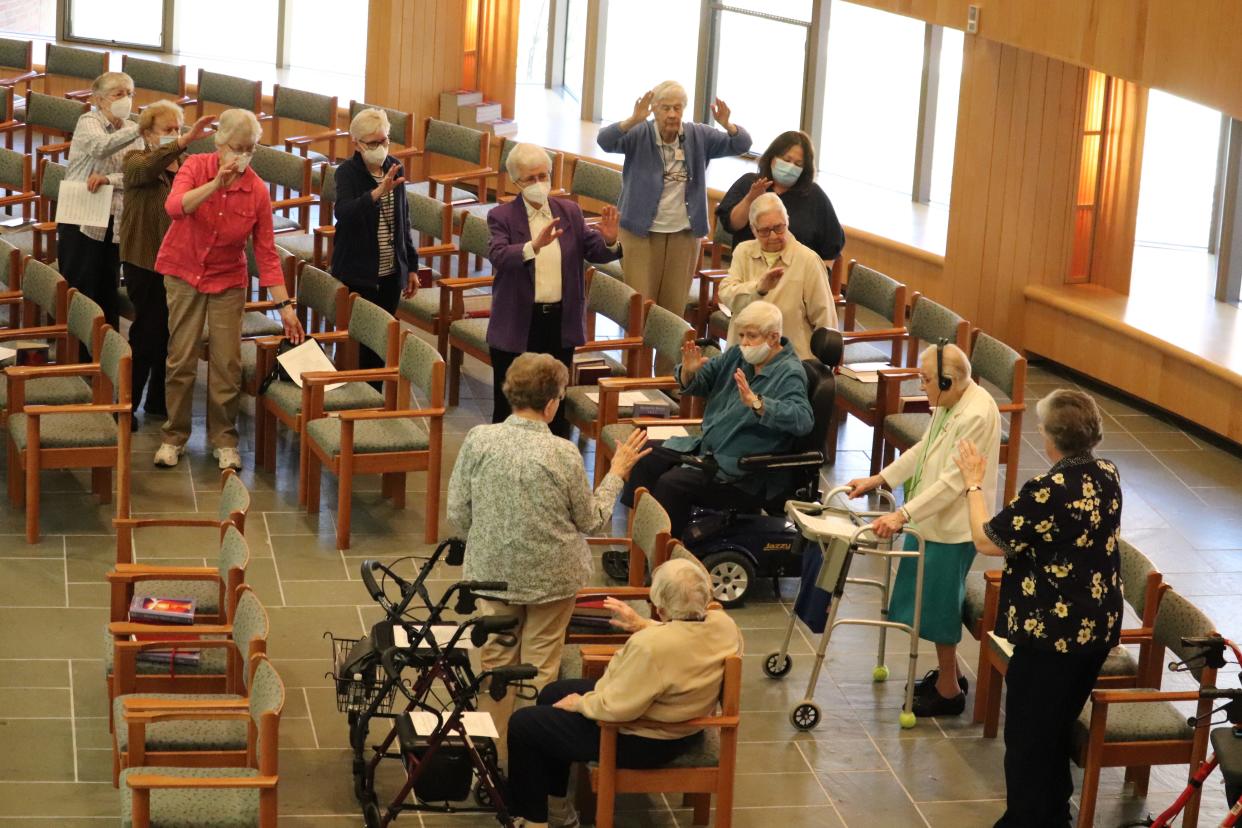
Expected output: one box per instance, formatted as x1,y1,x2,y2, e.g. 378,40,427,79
486,142,622,438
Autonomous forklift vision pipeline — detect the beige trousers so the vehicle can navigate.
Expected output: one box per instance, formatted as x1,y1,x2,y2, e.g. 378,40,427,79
619,227,698,373
476,595,577,749
162,276,245,449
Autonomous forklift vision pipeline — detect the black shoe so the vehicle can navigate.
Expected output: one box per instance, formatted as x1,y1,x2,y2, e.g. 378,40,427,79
910,688,967,717
907,669,969,697
144,405,167,418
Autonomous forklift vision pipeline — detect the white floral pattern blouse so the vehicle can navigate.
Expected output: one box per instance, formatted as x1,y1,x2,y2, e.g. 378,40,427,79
447,416,624,604
984,455,1124,653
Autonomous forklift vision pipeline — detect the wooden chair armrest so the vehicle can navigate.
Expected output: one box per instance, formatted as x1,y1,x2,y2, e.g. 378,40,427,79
126,774,278,791
333,407,445,422
300,367,397,385
283,127,341,148
115,639,237,655
0,70,38,86
271,196,317,211
579,644,623,660
113,517,228,531
576,587,652,599
123,698,247,713
429,167,496,185
106,566,216,583
575,337,643,354
632,417,702,427
4,360,95,378
1118,627,1153,644
23,402,129,416
417,243,457,257
585,536,626,546
1090,688,1202,705
0,325,68,342
597,377,680,391
877,368,921,379
697,270,730,283
35,142,71,158
108,621,232,637
312,226,335,238
438,276,495,291
841,328,908,343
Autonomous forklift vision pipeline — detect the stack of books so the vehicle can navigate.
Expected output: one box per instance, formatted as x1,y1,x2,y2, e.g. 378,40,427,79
571,598,617,631
573,356,612,386
129,595,200,667
441,89,518,136
837,362,892,383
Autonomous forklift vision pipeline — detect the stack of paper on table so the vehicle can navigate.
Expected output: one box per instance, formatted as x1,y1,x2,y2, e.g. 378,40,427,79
644,425,689,440
276,339,345,392
584,390,671,409
838,362,892,383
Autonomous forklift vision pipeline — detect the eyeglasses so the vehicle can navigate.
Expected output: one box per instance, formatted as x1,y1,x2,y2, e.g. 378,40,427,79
755,224,787,237
358,138,389,151
226,143,256,154
516,172,550,186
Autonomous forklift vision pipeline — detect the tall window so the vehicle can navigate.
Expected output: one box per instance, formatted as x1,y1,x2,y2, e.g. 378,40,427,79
600,0,700,122
286,0,367,79
820,1,925,195
563,0,588,101
1135,90,1222,250
516,0,550,85
177,0,279,66
929,27,964,206
67,0,166,49
710,2,812,152
0,0,55,38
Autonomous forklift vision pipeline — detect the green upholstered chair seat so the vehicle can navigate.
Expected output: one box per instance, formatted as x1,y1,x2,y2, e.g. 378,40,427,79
202,312,282,344
9,411,117,451
593,259,624,280
842,341,893,365
406,180,475,205
707,309,729,340
559,644,583,680
306,416,429,456
962,571,986,630
119,765,260,828
274,232,314,264
563,386,676,428
565,599,649,638
117,284,136,320
137,580,221,617
0,227,34,257
240,342,258,388
1099,645,1140,677
0,374,92,411
260,379,384,418
113,693,247,752
836,374,909,412
586,729,716,769
448,317,489,352
271,214,302,234
1072,698,1194,750
398,288,491,324
104,626,230,677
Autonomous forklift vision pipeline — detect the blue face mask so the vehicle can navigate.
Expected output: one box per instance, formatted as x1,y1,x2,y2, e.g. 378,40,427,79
771,157,802,187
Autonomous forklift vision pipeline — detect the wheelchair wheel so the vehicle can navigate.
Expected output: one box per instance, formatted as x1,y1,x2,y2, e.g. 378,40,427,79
362,799,381,828
763,652,793,679
790,701,821,731
703,551,755,607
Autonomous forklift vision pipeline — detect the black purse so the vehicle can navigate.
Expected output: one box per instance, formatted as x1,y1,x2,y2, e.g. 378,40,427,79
257,337,297,395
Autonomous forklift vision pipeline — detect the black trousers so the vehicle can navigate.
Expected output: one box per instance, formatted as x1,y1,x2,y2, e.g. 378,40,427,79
344,275,402,373
124,263,168,415
994,644,1110,828
489,301,574,439
621,446,765,539
59,221,121,360
507,678,697,821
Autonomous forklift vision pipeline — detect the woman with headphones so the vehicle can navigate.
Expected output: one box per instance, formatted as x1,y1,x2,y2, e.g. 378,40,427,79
846,340,1002,717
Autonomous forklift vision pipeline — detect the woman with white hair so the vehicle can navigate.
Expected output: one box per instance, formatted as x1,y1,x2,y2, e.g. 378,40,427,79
120,100,214,427
153,108,304,471
506,557,743,827
484,141,621,436
846,341,1001,717
60,72,144,337
597,80,751,335
331,108,419,371
718,191,837,359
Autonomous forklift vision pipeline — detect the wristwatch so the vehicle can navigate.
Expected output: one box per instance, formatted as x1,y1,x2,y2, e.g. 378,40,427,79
965,485,983,494
751,395,763,415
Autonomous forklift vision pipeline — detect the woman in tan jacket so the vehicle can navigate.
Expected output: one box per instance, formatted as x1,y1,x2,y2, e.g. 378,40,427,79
505,558,742,827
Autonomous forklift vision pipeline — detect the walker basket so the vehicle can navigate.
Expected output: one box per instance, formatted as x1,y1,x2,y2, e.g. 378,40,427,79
327,633,399,714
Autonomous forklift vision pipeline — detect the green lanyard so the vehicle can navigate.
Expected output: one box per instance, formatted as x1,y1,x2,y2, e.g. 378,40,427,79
906,404,952,501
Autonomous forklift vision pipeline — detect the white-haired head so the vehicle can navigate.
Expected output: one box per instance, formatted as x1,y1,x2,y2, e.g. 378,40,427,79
748,192,788,230
651,80,688,108
349,107,390,142
734,299,783,337
91,71,133,101
214,109,262,149
650,558,712,621
505,142,550,182
918,342,971,401
137,99,183,133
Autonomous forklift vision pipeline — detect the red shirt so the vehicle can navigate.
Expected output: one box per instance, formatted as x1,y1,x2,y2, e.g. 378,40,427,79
155,152,283,293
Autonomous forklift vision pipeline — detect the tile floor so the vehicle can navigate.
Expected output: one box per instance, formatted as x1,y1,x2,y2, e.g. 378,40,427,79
2,343,1241,827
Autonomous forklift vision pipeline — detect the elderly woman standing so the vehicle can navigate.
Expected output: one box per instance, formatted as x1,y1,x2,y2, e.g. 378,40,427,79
716,130,845,261
507,558,743,827
597,81,750,332
447,353,650,741
153,109,304,471
486,142,621,436
846,343,1001,717
61,72,143,335
717,192,836,360
332,107,419,371
956,391,1122,828
120,101,214,426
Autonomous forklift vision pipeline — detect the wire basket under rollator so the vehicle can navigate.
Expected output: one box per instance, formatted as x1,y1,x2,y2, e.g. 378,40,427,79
327,633,400,715
762,485,927,731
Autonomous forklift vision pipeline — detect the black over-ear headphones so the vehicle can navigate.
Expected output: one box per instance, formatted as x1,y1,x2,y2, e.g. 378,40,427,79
935,337,952,392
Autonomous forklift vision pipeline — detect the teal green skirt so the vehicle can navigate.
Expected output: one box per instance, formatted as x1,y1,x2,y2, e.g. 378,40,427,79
887,535,977,645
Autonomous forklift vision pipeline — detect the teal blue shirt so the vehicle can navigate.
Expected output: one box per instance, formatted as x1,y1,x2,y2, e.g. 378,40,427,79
664,338,813,497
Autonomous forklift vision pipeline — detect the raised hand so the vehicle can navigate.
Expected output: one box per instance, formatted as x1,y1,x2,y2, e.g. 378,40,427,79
734,368,757,407
609,428,651,481
532,216,563,252
631,90,654,123
215,158,240,189
603,596,647,632
953,438,987,488
597,205,620,245
758,266,785,294
680,339,707,376
711,97,733,130
181,115,215,147
372,163,406,200
746,176,773,202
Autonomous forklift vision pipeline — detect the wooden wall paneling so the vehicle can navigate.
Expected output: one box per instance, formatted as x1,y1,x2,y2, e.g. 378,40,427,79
1003,53,1048,342
476,0,519,118
365,0,465,134
973,44,1017,335
989,47,1033,340
1027,57,1065,297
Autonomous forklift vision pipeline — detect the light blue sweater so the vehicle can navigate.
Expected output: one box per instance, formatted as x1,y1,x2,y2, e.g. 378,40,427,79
597,119,752,238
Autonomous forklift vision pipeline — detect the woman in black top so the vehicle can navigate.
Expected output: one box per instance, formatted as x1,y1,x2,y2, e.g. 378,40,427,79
715,130,845,261
332,107,419,371
956,388,1123,828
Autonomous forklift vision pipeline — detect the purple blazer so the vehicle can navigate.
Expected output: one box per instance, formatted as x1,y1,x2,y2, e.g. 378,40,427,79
485,196,622,353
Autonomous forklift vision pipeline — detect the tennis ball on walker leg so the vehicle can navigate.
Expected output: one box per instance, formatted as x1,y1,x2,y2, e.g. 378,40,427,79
899,710,917,729
872,665,889,682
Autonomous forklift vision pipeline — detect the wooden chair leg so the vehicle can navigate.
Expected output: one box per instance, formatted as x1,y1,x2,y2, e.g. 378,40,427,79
868,419,885,475
1124,765,1151,797
95,467,112,504
973,648,993,724
825,409,840,465
689,793,710,825
337,452,353,551
447,347,462,407
262,411,278,472
7,441,19,507
297,425,310,506
1075,755,1102,828
25,451,39,543
305,451,322,515
982,661,1003,738
575,767,597,826
390,473,406,509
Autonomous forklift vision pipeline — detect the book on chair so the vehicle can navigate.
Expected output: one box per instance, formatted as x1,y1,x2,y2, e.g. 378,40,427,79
129,595,196,624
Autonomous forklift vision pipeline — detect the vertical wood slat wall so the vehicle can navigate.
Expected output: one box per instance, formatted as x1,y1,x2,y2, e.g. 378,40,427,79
940,35,1088,347
365,0,465,131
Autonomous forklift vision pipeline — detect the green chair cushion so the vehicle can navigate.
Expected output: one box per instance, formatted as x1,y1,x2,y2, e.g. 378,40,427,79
842,341,893,365
260,379,384,419
593,259,624,280
275,232,314,264
306,416,429,456
104,626,229,678
119,765,260,828
0,374,92,411
398,288,441,323
1072,698,1194,750
600,422,701,453
448,317,489,352
113,692,246,752
138,580,221,618
9,411,117,451
962,570,986,631
586,729,716,769
707,309,729,340
271,214,302,234
1099,645,1139,678
406,180,475,205
885,412,1008,452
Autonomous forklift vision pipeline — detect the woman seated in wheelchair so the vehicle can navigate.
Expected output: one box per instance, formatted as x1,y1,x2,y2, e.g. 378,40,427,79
621,300,814,539
506,558,742,827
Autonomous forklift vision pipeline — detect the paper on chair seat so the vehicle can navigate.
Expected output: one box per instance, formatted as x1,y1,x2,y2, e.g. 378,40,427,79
585,390,671,408
644,425,689,440
409,710,499,738
0,345,14,364
392,624,476,650
276,339,344,391
55,180,114,227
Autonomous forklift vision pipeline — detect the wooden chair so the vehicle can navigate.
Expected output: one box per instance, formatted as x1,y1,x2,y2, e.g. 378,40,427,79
1072,587,1219,828
0,237,19,327
565,156,623,216
0,36,37,120
409,117,493,209
18,91,88,163
0,144,36,221
303,330,445,549
37,43,107,100
400,208,490,365
113,468,250,566
250,143,317,235
189,69,266,122
587,654,741,828
6,326,132,542
118,653,283,828
344,100,420,163
121,55,190,109
0,158,68,263
113,585,270,784
271,84,338,162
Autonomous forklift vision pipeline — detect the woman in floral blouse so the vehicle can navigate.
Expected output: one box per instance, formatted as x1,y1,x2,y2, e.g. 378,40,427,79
956,388,1123,828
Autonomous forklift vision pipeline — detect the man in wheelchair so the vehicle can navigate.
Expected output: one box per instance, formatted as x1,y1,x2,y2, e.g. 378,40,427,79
620,300,817,540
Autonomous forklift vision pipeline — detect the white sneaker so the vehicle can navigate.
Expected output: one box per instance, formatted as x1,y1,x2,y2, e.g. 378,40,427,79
548,795,579,828
153,443,184,468
213,446,242,470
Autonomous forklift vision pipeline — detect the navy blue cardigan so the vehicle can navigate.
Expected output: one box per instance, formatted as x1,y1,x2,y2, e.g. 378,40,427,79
331,152,418,292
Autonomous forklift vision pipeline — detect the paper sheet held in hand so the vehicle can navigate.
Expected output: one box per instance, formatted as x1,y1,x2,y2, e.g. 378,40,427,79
55,181,115,228
276,339,344,391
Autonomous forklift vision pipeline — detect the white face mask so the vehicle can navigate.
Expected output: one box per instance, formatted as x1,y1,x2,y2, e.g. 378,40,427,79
740,341,772,365
522,180,550,205
771,157,802,187
231,151,253,172
361,145,387,167
108,96,132,121
157,134,177,147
